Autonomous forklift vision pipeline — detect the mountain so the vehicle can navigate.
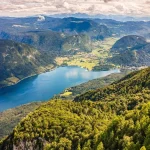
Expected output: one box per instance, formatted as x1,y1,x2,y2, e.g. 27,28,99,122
49,17,112,40
109,35,150,66
1,67,150,150
111,35,147,52
2,16,150,39
0,39,54,88
49,13,90,18
0,17,112,41
0,31,91,53
62,34,91,53
0,31,64,52
48,13,150,22
94,19,150,38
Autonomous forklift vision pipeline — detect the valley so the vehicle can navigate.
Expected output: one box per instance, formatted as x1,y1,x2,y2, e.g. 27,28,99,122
0,17,150,89
55,37,119,70
0,15,150,150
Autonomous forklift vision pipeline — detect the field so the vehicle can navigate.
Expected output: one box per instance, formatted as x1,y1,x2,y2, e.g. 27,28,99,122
55,37,119,70
92,37,118,58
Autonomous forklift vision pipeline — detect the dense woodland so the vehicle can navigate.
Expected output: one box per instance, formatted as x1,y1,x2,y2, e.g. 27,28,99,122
0,67,150,150
75,67,150,101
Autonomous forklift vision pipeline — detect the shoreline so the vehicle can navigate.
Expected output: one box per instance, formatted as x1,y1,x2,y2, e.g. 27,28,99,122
0,101,43,113
0,65,117,89
0,64,145,89
0,66,121,112
0,65,57,89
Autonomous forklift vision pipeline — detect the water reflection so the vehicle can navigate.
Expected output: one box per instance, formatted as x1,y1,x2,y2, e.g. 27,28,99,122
65,69,79,78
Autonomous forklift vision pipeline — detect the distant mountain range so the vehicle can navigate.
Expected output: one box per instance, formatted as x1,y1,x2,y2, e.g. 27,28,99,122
0,17,112,42
47,17,112,40
0,17,113,54
48,13,150,22
1,16,150,39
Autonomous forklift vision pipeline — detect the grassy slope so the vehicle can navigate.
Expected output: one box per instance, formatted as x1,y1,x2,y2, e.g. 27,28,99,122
55,37,119,71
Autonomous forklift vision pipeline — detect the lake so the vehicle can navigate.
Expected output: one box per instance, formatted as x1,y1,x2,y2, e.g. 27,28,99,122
0,66,120,112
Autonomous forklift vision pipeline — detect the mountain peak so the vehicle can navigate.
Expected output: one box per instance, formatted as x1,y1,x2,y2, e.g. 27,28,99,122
111,35,147,52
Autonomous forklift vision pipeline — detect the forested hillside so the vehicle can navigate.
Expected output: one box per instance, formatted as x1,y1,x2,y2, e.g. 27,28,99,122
0,67,150,150
75,67,150,101
0,31,92,53
0,39,54,88
59,71,129,100
109,35,150,66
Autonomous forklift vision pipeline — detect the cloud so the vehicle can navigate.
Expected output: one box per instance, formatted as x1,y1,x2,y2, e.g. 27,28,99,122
0,0,150,17
87,5,95,12
103,0,113,3
37,15,45,21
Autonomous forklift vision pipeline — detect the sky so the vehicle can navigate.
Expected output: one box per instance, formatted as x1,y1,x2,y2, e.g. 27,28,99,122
0,0,150,17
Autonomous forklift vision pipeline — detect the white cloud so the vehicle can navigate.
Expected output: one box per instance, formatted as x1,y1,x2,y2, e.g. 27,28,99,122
0,0,150,17
37,15,45,21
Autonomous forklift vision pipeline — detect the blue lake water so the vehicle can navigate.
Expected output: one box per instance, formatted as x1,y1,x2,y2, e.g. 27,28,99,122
0,66,120,112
